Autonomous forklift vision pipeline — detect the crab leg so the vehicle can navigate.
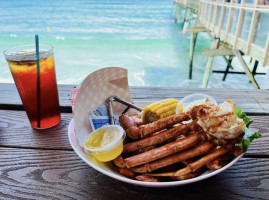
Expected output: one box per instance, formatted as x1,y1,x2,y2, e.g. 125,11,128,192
131,141,215,173
178,143,234,175
123,123,190,153
133,145,157,155
233,146,243,157
171,167,206,181
117,167,137,178
145,143,234,177
113,155,126,168
125,132,201,168
206,151,233,170
174,143,234,176
113,145,157,168
135,175,160,182
126,113,191,139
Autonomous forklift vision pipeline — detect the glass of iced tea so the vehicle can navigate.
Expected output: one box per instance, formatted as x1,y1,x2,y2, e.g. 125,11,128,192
3,45,61,129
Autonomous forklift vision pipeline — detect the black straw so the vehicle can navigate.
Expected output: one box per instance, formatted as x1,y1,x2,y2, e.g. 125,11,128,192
35,35,41,128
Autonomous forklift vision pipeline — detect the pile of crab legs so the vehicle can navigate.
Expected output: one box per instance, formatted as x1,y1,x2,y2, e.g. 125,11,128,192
106,96,244,182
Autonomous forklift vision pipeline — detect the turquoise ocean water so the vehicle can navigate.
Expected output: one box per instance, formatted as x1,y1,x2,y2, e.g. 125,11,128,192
0,0,267,88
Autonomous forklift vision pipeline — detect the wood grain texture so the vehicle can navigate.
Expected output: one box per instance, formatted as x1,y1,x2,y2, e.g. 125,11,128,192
0,84,75,113
0,83,75,107
1,83,269,114
0,110,268,156
130,87,269,114
248,116,269,157
0,148,268,200
0,110,72,150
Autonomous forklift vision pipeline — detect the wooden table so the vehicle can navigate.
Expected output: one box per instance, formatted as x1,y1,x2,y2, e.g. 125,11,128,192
1,83,269,200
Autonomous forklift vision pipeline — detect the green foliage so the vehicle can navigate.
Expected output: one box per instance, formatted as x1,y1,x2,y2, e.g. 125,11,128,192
235,108,253,127
235,108,261,152
237,128,261,152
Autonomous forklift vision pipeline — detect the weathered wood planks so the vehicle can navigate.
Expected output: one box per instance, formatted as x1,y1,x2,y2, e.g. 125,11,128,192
0,110,268,156
0,83,268,199
0,83,75,112
0,110,72,150
1,83,269,114
0,147,268,200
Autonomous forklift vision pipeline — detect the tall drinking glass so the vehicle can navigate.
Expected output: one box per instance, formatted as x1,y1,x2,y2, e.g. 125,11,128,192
4,45,61,129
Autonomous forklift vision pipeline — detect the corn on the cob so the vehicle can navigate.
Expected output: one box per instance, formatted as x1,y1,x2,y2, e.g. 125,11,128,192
141,99,180,123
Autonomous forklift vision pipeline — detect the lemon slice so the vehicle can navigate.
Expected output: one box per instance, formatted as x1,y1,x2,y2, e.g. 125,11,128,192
176,101,183,114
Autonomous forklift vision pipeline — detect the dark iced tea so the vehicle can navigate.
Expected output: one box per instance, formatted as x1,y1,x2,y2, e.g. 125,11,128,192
4,45,61,129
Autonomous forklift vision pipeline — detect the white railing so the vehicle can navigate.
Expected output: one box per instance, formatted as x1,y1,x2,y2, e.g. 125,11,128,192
198,0,269,66
173,0,200,11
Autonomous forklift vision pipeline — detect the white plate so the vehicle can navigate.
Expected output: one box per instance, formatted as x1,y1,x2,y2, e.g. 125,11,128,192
68,118,244,188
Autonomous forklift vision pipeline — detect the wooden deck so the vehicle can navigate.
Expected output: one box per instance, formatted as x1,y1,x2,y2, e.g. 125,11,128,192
0,83,269,199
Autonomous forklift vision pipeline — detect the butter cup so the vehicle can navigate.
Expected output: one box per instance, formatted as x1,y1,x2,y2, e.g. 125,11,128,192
84,125,125,162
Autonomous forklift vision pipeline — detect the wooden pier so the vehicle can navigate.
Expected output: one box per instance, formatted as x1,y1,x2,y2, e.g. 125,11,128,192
174,0,269,89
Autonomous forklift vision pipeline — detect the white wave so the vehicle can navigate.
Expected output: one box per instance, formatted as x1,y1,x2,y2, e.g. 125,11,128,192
81,17,171,24
0,77,14,83
56,36,65,40
132,54,144,60
133,71,145,86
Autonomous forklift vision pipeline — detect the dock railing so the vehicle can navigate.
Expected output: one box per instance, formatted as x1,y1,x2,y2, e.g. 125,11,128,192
174,0,269,88
174,0,200,11
198,0,269,67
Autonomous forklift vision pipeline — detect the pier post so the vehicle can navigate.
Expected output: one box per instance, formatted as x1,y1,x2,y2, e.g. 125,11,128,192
252,60,259,76
202,56,214,88
174,5,182,23
182,7,189,28
202,40,219,88
189,32,197,79
232,49,260,89
222,56,233,81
